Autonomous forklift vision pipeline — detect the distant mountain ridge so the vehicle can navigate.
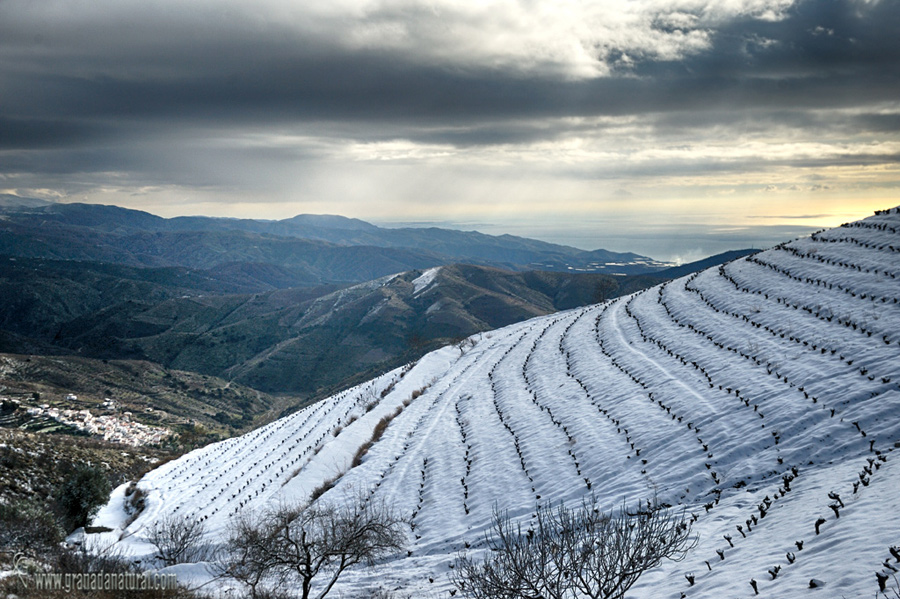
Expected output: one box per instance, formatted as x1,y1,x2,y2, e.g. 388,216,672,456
0,199,753,396
0,201,670,280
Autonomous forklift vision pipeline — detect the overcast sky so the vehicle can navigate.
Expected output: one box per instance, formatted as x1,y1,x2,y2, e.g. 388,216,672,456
2,0,898,260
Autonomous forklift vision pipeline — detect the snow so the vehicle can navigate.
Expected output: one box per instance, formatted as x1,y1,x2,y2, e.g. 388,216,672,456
294,271,403,328
411,266,440,295
94,208,900,598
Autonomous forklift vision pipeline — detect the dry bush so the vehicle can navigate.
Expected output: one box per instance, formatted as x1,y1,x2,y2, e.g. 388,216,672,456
371,414,391,441
146,513,210,566
452,497,697,599
309,475,340,503
123,482,147,527
380,381,397,398
351,442,371,469
351,406,404,469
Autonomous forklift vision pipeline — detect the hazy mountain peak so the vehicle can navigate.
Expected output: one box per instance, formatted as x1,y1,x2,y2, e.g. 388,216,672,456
0,201,670,277
0,194,52,209
282,213,379,231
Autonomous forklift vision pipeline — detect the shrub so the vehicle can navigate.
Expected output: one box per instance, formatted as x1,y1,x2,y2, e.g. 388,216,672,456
0,445,20,469
380,381,397,398
124,482,146,516
452,497,697,599
147,513,210,566
371,414,391,441
55,464,112,532
352,410,399,468
55,541,137,575
0,499,63,555
309,475,339,503
19,542,200,599
351,442,372,469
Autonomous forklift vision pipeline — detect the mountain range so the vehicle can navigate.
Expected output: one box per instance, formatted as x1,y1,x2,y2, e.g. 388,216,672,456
93,206,900,598
0,201,748,397
0,200,670,283
0,255,664,395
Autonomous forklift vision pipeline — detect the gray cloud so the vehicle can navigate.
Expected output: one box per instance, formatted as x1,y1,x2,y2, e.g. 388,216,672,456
3,0,898,128
0,0,898,254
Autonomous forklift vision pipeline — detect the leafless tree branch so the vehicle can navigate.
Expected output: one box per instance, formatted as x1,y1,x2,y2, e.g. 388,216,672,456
219,495,406,599
452,496,697,599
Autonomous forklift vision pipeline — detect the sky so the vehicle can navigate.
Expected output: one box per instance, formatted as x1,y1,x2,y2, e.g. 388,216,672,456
1,0,899,261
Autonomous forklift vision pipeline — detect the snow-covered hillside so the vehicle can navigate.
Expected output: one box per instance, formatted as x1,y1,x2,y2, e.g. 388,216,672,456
96,208,900,598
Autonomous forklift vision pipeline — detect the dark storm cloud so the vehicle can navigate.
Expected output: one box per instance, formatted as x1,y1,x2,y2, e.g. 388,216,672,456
0,117,107,150
1,0,899,193
648,107,896,139
2,0,897,126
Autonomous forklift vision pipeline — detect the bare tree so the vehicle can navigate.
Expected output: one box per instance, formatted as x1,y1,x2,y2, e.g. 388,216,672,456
218,509,273,599
220,496,407,599
146,513,209,566
451,496,697,599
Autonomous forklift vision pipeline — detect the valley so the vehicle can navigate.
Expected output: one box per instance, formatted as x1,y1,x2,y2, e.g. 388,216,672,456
0,202,687,401
89,208,900,598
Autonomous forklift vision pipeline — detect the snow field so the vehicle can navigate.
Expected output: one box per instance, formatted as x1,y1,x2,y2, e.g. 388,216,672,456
96,207,900,598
